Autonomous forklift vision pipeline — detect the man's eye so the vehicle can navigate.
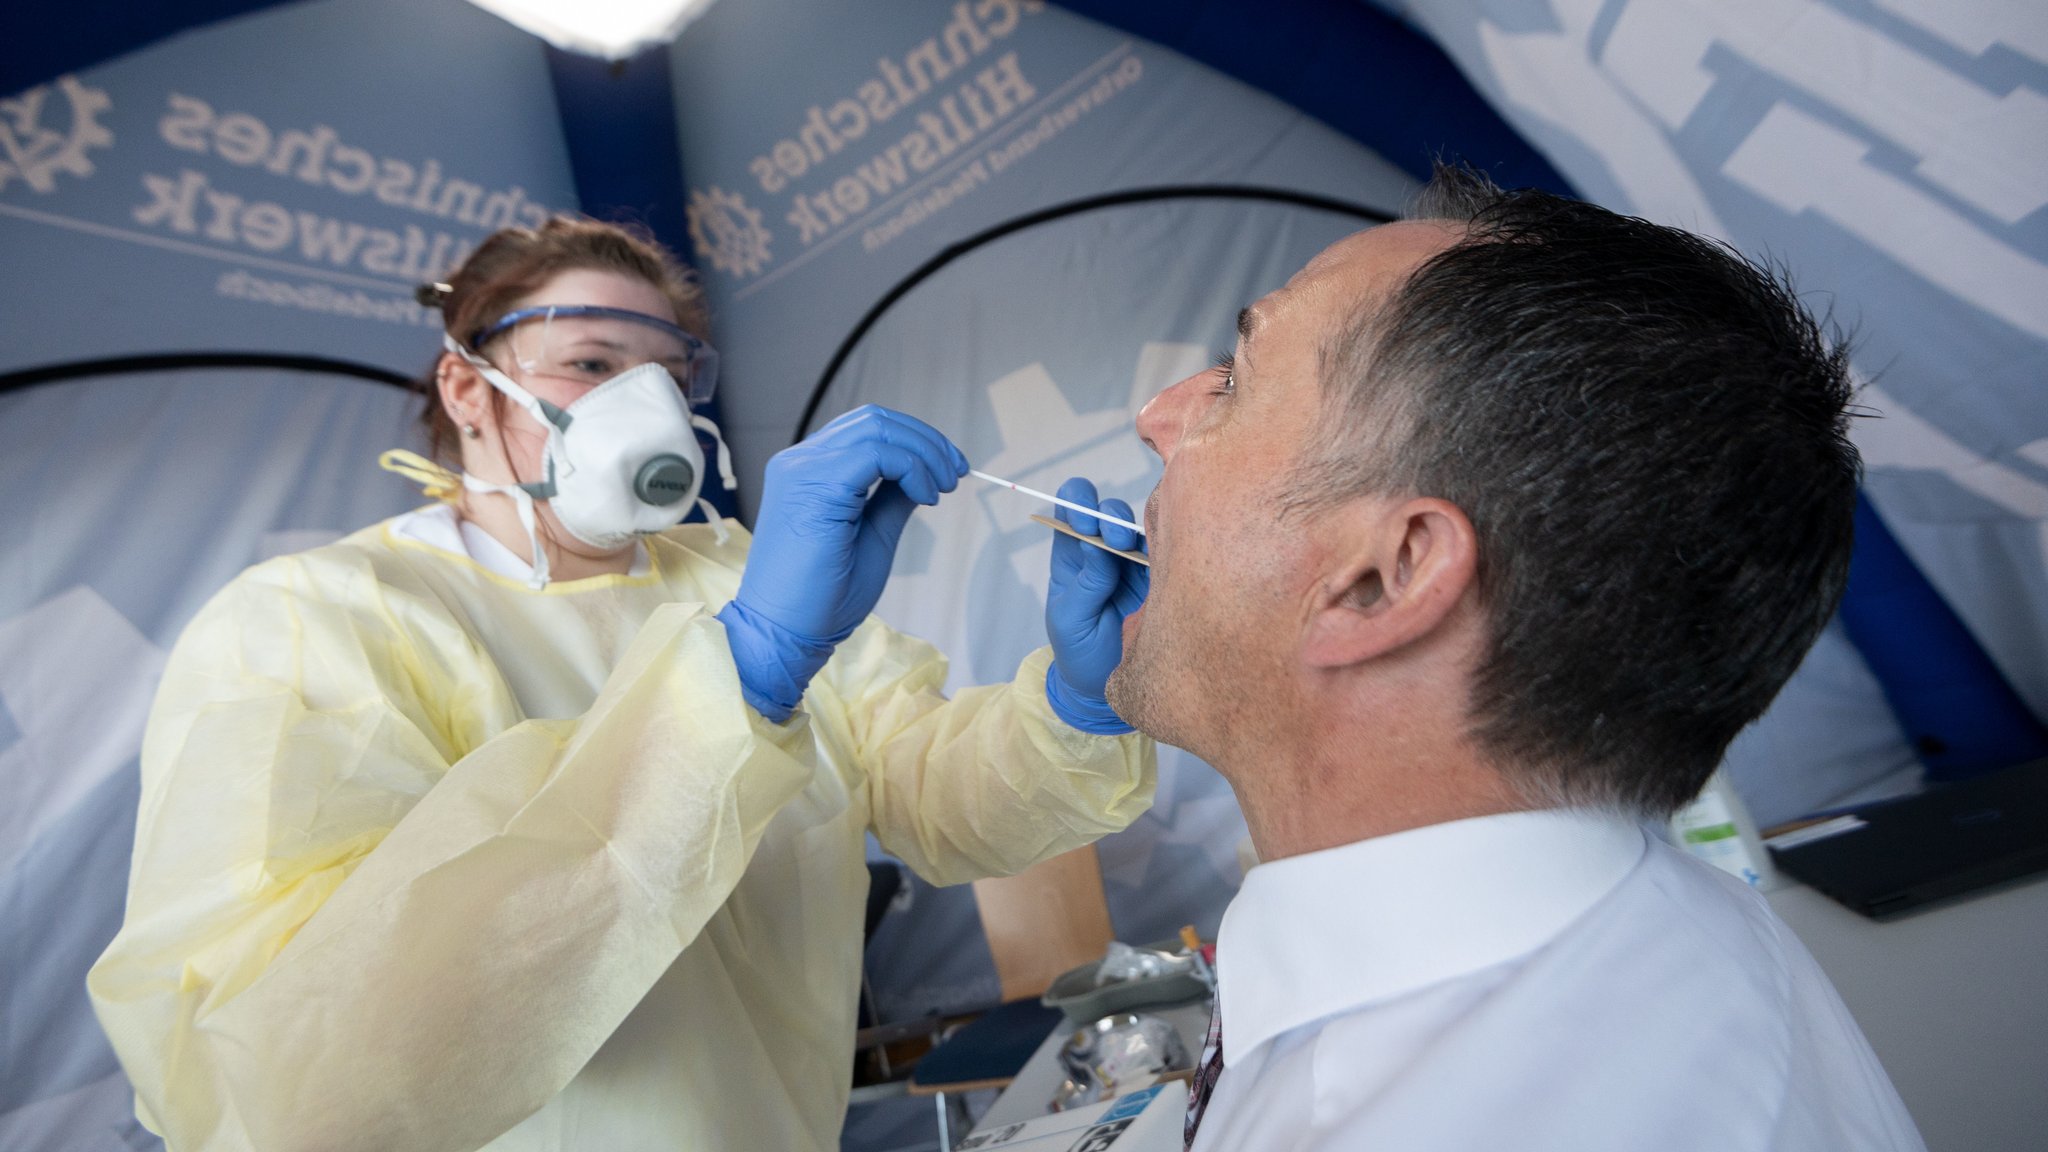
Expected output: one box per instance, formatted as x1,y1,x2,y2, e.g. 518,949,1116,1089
1211,351,1236,395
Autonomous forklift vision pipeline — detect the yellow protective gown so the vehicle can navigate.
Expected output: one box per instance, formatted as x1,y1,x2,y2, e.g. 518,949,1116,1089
87,512,1155,1152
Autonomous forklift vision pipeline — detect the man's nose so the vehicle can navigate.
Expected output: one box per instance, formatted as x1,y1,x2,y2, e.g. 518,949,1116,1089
1135,372,1201,462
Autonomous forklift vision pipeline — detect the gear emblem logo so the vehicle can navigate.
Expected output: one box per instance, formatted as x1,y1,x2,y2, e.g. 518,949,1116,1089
0,75,114,194
687,186,773,278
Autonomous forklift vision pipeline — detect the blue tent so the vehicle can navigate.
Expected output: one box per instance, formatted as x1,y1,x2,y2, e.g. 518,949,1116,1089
4,3,2043,1149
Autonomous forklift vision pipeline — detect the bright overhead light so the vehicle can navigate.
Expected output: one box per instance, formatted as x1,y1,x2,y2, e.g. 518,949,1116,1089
464,0,722,59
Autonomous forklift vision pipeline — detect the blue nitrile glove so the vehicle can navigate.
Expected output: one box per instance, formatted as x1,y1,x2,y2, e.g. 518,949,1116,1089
1044,477,1149,735
718,405,968,722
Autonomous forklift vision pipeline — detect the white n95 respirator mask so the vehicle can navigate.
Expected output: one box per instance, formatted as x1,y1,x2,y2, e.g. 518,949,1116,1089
444,304,736,586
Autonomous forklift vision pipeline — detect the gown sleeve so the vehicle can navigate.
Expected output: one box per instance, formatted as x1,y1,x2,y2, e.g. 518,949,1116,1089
87,544,817,1152
805,619,1156,887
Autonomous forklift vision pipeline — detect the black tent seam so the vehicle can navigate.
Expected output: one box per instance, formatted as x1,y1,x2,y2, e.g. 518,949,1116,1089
0,353,415,396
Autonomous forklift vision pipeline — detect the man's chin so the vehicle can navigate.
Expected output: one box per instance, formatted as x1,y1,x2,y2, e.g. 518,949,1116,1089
1104,658,1152,738
1104,667,1135,729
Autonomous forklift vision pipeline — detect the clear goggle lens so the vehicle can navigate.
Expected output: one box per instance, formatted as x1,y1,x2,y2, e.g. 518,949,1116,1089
471,305,718,406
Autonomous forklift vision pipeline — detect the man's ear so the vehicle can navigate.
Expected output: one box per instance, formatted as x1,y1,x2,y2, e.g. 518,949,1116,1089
1301,497,1478,669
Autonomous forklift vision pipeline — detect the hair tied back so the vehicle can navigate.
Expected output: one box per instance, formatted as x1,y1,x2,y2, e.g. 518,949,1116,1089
415,281,455,308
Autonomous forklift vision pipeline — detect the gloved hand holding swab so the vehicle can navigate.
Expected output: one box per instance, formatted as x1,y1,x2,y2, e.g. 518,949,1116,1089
1037,475,1149,734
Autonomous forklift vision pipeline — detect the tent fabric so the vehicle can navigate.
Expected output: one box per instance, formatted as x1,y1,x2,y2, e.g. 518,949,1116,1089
1055,0,1575,191
1366,0,2048,748
0,0,580,379
3,1,2044,1149
1,4,581,1146
1843,491,2048,779
0,368,427,1152
0,0,279,97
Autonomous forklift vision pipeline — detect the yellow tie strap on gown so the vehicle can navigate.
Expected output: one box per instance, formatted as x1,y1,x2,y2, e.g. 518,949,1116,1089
378,449,465,504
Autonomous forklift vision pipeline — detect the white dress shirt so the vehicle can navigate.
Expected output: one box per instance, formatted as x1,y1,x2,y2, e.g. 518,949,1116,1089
1192,809,1925,1151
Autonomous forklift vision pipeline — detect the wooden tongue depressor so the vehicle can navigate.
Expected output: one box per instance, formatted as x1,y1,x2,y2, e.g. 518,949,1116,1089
1030,513,1151,567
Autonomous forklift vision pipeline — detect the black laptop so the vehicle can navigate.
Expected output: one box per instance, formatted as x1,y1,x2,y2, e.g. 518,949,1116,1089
1767,757,2048,920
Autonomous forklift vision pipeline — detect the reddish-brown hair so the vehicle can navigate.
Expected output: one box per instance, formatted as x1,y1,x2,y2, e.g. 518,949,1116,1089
418,216,708,462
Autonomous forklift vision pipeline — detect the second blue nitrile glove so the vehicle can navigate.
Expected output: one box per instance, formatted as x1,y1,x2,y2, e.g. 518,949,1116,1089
1044,477,1149,735
718,404,968,722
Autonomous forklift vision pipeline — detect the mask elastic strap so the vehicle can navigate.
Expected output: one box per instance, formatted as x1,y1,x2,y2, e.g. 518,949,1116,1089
463,472,551,588
442,334,571,495
692,413,738,491
690,414,735,544
696,498,730,545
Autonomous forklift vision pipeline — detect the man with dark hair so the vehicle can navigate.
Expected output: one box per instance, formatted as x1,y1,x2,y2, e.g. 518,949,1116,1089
1113,167,1923,1150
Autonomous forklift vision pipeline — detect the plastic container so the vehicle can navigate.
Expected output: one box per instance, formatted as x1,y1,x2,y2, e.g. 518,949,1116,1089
1670,769,1781,890
1041,940,1209,1021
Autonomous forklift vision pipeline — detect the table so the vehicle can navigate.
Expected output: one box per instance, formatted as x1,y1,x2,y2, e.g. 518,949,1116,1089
1767,874,2048,1152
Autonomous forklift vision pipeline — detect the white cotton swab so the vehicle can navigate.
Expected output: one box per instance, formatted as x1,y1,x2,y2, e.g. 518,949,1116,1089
967,469,1147,536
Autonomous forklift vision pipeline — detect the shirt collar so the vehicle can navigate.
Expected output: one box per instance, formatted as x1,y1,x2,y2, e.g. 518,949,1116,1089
1215,808,1647,1063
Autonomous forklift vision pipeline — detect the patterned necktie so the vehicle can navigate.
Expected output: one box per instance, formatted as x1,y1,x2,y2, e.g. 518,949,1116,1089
1183,997,1224,1150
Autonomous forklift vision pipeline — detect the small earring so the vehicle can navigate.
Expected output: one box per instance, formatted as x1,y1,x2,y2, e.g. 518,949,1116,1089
463,423,480,439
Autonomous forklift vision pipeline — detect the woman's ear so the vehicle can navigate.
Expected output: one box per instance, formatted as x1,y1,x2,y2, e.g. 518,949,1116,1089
436,352,491,436
1300,496,1478,670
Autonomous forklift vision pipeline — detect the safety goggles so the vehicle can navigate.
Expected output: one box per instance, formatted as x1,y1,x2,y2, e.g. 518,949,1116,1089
470,305,719,406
